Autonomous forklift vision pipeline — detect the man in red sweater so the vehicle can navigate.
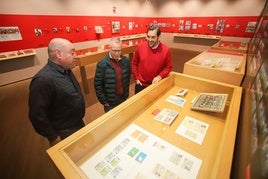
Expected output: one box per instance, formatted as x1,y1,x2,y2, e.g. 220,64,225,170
132,24,173,94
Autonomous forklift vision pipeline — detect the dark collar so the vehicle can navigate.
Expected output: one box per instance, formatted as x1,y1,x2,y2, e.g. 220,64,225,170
48,59,68,74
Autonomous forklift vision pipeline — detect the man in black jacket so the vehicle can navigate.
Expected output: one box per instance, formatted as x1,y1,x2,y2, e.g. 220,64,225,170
94,37,131,112
28,38,85,146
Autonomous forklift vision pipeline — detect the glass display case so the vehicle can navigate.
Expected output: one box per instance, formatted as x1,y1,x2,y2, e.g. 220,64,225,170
47,72,242,179
211,40,248,53
183,49,246,86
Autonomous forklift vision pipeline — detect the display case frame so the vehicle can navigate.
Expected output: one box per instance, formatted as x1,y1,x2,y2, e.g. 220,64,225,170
47,72,242,179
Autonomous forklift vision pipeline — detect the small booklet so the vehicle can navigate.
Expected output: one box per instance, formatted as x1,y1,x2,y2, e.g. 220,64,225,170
166,95,186,107
191,93,228,112
153,108,179,125
176,88,188,97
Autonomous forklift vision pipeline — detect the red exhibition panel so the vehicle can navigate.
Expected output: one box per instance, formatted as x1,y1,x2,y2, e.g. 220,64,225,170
0,14,258,52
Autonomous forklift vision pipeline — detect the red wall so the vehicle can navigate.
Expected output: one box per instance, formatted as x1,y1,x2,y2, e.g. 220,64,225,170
0,14,258,52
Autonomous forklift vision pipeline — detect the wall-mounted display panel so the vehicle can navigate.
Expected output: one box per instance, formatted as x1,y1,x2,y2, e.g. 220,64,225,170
0,15,258,52
0,15,152,52
158,16,258,36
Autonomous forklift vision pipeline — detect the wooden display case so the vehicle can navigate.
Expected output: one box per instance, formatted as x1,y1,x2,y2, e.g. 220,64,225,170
183,49,246,86
47,72,242,179
173,33,221,40
211,40,248,53
173,33,220,47
0,49,36,61
120,34,146,41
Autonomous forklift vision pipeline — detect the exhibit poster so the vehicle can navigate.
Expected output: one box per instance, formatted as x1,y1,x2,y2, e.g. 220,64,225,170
79,124,202,179
176,116,209,145
153,108,179,125
0,26,22,42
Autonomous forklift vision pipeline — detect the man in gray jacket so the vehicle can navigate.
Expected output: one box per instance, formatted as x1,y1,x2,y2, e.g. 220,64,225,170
94,37,131,112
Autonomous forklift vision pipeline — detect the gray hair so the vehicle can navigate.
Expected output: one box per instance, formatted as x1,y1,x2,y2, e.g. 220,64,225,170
109,37,122,49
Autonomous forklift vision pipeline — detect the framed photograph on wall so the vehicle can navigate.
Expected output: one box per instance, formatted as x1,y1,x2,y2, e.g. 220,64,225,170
0,26,22,41
246,21,257,33
112,21,120,33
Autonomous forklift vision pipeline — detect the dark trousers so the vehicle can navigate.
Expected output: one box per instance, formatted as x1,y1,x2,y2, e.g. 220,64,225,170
104,95,126,113
135,84,147,94
57,122,85,140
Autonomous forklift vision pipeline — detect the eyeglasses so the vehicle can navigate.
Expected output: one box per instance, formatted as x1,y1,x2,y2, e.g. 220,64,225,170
111,49,121,53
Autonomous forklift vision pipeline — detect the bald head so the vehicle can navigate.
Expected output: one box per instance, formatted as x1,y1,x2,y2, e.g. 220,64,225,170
48,38,73,60
47,38,77,69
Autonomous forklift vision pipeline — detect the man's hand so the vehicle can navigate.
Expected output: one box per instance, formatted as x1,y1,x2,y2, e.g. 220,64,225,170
104,103,110,107
136,80,142,86
152,75,162,84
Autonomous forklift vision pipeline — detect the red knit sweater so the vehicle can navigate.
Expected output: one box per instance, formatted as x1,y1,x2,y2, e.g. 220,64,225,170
132,41,172,86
